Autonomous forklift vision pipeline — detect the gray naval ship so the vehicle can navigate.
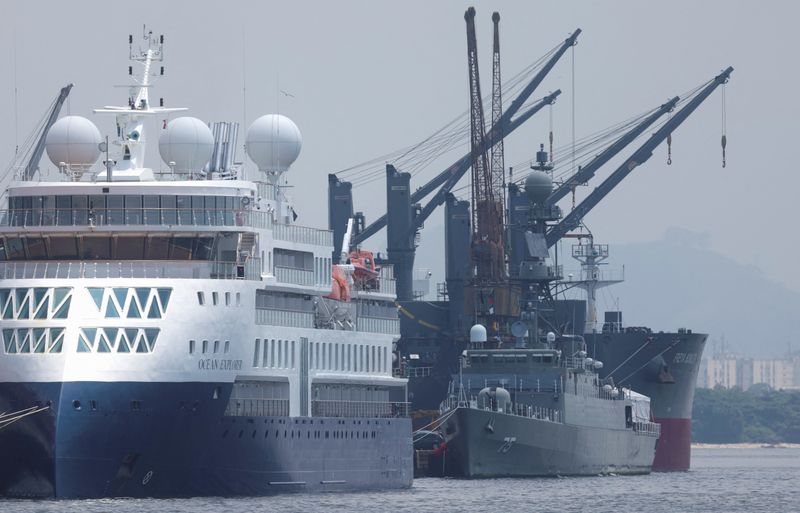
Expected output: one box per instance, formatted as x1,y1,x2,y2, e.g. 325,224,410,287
438,326,660,477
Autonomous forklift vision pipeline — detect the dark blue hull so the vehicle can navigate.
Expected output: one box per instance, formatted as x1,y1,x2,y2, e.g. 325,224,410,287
0,382,412,498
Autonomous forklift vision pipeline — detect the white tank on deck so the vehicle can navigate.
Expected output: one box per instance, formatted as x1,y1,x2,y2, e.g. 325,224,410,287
45,116,102,170
158,117,214,173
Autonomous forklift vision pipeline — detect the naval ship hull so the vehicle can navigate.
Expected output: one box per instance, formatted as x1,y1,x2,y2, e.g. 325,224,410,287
442,407,656,477
586,330,707,471
0,381,412,499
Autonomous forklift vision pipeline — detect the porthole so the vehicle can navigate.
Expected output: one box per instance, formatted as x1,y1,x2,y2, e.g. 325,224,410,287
72,400,81,410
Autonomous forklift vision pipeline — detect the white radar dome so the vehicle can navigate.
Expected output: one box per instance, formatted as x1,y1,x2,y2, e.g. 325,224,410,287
45,116,102,170
470,324,487,344
524,170,553,204
245,114,302,174
158,117,214,173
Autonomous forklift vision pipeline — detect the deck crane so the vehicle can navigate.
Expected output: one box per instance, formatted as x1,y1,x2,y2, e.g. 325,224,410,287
545,96,679,206
23,84,73,181
465,6,504,283
545,66,733,247
489,12,506,230
347,28,581,249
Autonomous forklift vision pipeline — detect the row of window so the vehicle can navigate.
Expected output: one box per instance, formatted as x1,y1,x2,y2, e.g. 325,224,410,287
0,235,222,262
6,194,246,228
189,339,231,355
253,339,296,369
0,287,72,320
197,291,241,306
250,338,388,374
88,287,171,319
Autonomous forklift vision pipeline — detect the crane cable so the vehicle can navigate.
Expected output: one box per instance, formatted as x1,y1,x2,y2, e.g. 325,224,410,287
721,83,727,168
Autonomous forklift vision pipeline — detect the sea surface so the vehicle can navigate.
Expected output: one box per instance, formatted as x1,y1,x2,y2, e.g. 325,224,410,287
2,448,798,513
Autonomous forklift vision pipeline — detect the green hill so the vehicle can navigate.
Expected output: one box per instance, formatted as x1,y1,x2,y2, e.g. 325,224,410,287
692,387,800,443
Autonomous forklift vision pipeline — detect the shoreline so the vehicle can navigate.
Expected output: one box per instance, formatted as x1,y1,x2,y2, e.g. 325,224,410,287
692,443,800,449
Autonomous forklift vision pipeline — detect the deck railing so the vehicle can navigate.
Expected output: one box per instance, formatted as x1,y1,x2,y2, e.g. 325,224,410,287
311,400,409,418
224,398,290,417
255,308,314,328
273,266,315,286
0,259,261,280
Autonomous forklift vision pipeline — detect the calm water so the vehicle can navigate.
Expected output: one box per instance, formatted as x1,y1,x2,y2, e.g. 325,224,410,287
3,448,798,513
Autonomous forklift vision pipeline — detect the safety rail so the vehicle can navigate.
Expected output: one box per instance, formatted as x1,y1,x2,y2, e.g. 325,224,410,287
273,266,315,286
633,421,661,438
405,366,433,378
0,259,261,280
311,400,409,418
0,208,276,231
255,308,314,328
224,398,290,417
357,316,400,335
272,223,333,247
439,393,562,424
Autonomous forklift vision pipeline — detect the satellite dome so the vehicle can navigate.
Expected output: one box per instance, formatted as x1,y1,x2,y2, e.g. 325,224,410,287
524,170,553,204
245,114,302,174
158,117,214,173
470,324,487,344
45,116,102,170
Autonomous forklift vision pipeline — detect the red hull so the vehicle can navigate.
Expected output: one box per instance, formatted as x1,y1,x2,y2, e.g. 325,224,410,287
653,417,691,471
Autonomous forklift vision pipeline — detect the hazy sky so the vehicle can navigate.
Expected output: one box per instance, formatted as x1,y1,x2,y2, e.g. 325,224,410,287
1,1,796,295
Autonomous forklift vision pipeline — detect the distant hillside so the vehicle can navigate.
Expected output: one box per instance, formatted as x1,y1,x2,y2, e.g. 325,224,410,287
608,228,798,357
693,387,800,443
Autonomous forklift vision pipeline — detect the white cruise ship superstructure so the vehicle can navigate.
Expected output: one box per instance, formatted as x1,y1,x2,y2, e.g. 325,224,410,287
0,30,412,498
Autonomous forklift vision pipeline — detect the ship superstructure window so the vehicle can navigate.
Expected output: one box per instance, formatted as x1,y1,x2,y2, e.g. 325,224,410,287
214,340,220,353
189,339,195,354
2,327,65,354
0,234,229,262
202,340,209,353
76,327,159,353
7,194,242,227
253,339,261,367
0,287,72,320
225,292,231,306
224,340,230,353
197,292,205,305
212,292,218,306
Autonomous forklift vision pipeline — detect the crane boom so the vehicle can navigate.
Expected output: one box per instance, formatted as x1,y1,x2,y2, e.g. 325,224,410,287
545,66,733,247
546,96,679,206
489,12,505,220
23,83,74,180
465,7,503,282
405,92,561,242
348,29,581,247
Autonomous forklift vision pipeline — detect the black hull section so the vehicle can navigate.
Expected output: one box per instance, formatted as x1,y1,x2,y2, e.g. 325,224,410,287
0,382,412,499
586,331,707,420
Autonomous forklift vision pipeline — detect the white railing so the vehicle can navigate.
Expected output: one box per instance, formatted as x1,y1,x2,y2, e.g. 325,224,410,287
633,421,661,438
272,223,333,247
440,392,562,424
0,259,260,280
255,309,314,328
273,266,315,286
357,316,400,335
224,398,289,417
311,400,409,418
0,208,273,231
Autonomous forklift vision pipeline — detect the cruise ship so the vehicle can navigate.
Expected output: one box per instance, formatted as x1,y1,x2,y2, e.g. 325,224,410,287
0,30,412,498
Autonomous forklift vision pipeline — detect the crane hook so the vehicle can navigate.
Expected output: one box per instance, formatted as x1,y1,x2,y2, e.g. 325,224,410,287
666,133,672,165
721,134,727,168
